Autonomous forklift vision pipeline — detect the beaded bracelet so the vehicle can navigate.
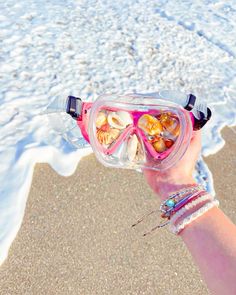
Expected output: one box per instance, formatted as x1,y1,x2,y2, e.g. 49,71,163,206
156,190,207,229
161,184,204,213
132,184,209,236
142,191,209,236
161,190,206,218
160,184,204,213
169,193,214,230
169,184,204,198
160,188,206,222
171,199,220,235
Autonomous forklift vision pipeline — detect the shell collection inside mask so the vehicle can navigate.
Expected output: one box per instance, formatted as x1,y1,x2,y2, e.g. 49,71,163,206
138,112,180,153
96,110,132,147
95,110,180,162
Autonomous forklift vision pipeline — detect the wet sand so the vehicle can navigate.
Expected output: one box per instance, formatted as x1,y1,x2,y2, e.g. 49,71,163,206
0,127,235,295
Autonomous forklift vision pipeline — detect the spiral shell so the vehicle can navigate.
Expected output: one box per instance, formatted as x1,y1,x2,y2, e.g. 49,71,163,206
138,114,163,136
97,128,120,145
107,111,132,129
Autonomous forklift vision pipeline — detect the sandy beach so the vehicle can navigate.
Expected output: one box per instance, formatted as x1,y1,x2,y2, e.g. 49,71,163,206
0,127,235,295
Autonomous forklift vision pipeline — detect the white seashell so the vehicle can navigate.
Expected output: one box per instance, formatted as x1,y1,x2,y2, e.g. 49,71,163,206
116,111,133,125
135,141,145,162
107,111,132,129
127,134,138,162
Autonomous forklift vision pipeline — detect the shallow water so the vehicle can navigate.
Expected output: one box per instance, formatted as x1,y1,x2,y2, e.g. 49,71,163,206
0,0,236,264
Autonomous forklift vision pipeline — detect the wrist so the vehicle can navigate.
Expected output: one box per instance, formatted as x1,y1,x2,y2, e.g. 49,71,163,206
156,177,197,200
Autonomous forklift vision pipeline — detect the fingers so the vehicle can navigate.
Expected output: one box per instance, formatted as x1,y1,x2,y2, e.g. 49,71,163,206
186,130,202,164
191,130,202,151
191,130,202,145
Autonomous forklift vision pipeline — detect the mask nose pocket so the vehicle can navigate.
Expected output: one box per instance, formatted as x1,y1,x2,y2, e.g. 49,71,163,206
120,128,146,167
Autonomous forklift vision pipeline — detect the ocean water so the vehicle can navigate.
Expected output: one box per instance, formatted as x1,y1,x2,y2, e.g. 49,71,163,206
0,0,236,264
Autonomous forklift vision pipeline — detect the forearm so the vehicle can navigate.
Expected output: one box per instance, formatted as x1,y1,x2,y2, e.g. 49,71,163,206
180,206,236,295
144,169,236,293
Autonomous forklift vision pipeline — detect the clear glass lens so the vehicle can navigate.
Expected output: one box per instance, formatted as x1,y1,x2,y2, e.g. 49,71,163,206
95,109,133,149
137,112,180,153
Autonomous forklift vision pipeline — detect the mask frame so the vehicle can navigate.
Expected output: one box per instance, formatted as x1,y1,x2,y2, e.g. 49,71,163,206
65,92,211,170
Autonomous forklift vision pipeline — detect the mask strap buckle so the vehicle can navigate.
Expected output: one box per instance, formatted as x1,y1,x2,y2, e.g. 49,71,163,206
66,96,83,120
184,94,212,130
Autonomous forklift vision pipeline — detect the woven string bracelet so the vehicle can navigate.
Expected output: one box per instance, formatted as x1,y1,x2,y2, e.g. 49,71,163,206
169,193,214,230
171,199,220,235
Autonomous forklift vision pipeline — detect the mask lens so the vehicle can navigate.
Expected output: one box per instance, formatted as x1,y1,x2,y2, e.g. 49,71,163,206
95,109,133,150
137,112,180,156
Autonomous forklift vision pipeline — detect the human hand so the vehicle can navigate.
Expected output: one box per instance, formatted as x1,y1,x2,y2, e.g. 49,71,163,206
143,131,201,201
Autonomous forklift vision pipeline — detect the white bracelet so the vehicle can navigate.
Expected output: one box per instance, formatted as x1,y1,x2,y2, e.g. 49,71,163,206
169,193,214,227
170,199,219,235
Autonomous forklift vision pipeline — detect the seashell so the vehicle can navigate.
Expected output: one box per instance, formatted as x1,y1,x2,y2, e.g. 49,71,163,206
127,134,144,162
148,135,161,144
135,141,145,162
99,123,110,132
97,127,120,145
96,111,107,128
138,114,163,136
164,138,174,149
159,113,180,137
127,134,138,162
162,130,177,141
116,111,133,125
152,138,166,153
107,111,132,129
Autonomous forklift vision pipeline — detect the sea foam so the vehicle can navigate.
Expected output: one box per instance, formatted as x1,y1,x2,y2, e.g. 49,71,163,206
0,0,236,264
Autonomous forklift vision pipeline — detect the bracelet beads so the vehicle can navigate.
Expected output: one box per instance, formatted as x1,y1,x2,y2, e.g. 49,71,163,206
158,185,219,234
159,184,205,222
132,184,219,237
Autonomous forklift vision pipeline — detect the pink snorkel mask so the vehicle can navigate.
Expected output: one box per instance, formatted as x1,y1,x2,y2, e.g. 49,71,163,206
47,91,211,171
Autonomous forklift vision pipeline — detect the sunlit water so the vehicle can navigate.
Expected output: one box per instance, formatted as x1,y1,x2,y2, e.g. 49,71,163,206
0,0,236,264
